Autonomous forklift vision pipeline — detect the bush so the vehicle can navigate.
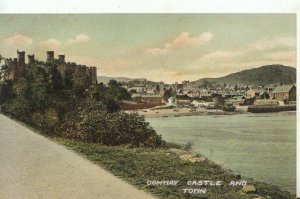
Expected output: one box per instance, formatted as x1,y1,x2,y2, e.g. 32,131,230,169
76,100,165,147
103,98,120,113
31,108,59,134
111,112,164,147
78,108,114,143
2,98,32,122
183,141,193,151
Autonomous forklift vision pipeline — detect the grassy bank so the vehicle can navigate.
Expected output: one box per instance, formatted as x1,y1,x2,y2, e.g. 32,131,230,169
54,137,292,199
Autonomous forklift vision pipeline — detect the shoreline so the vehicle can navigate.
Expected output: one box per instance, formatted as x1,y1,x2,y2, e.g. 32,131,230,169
3,113,293,198
56,138,293,198
144,111,296,194
125,107,248,118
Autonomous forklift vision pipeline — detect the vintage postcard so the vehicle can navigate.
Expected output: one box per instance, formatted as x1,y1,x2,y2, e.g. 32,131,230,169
0,3,298,199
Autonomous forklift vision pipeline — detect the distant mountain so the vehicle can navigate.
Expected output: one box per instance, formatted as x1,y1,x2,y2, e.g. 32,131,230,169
97,76,146,84
194,64,296,86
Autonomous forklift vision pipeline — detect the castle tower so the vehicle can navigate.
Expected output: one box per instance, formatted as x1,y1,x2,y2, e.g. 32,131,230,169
28,54,35,65
47,51,54,61
92,67,97,84
16,50,26,80
57,54,67,87
17,50,25,65
58,54,65,63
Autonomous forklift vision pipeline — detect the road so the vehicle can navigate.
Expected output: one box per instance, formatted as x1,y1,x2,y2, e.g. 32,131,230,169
0,114,155,199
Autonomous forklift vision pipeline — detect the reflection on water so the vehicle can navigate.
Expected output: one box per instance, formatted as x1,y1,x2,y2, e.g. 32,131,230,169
146,112,296,193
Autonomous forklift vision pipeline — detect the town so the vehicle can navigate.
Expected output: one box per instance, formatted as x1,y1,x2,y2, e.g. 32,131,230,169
116,70,296,115
1,51,296,115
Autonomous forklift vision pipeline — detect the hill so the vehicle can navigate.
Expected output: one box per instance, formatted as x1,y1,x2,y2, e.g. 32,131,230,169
194,64,296,86
97,76,147,84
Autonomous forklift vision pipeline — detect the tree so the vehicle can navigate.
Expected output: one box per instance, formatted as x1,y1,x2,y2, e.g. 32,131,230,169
0,80,13,105
107,79,121,87
71,69,90,98
13,77,29,98
0,55,10,82
105,98,120,113
44,62,63,90
0,54,14,104
3,77,32,121
105,79,131,100
92,83,106,100
160,88,173,102
234,84,238,91
27,65,50,110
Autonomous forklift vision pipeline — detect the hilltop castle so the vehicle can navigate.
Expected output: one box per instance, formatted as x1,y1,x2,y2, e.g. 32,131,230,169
4,50,97,86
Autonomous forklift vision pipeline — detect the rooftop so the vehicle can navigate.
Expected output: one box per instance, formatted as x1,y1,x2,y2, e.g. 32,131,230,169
272,85,295,94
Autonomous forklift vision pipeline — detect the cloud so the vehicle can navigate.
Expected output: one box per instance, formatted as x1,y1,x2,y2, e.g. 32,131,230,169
264,51,296,65
248,37,295,51
199,50,244,63
39,39,61,50
5,34,32,45
68,34,90,44
192,36,295,66
145,32,213,55
66,55,134,76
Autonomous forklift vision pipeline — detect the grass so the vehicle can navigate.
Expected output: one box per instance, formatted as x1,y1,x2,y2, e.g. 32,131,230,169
54,137,292,199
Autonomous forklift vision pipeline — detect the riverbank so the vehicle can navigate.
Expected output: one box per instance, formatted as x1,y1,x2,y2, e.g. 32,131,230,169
54,137,292,199
126,107,248,118
146,112,296,195
4,114,293,198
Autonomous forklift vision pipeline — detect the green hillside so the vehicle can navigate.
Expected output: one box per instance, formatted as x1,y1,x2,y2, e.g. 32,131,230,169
194,64,296,86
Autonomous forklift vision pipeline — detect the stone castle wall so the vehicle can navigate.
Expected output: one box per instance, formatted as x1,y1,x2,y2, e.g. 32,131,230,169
4,51,97,85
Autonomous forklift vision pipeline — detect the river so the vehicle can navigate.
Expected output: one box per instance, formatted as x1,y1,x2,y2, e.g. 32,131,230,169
146,111,296,193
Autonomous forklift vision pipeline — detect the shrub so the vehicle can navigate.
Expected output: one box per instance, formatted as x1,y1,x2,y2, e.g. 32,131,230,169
31,108,59,134
2,98,32,122
111,112,165,147
183,141,193,151
103,98,120,113
76,100,165,147
78,108,115,143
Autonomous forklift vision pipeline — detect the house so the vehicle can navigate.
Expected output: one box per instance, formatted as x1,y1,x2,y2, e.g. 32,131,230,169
140,95,163,103
245,88,267,99
225,96,245,105
271,85,296,101
146,90,155,95
127,85,145,93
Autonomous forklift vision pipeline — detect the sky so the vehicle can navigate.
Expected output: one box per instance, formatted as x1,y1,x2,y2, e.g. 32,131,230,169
0,14,296,83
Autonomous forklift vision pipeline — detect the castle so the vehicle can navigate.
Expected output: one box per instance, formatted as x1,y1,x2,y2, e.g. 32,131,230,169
4,50,97,86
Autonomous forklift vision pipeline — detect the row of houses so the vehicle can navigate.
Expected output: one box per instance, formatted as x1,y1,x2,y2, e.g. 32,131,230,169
124,78,295,100
245,85,296,101
130,84,296,108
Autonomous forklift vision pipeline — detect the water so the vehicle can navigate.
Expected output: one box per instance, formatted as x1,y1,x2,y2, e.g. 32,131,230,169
146,112,296,193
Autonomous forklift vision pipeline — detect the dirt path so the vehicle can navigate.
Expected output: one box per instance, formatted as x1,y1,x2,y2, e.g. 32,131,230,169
0,114,155,199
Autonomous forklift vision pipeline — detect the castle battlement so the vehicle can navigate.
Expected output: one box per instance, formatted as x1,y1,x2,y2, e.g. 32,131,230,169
5,50,97,85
